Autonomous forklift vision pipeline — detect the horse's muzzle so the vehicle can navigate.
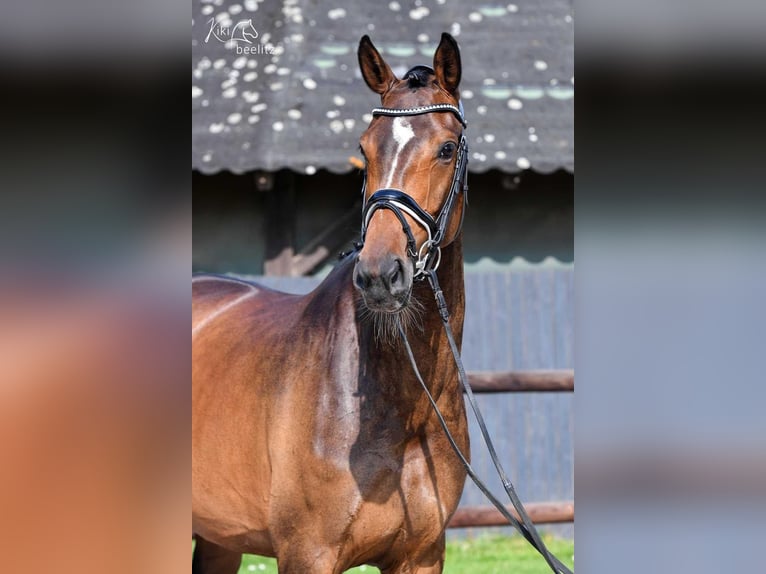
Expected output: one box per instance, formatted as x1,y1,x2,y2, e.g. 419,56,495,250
353,254,412,311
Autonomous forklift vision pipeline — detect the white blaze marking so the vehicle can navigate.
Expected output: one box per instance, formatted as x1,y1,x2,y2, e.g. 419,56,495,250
383,117,415,188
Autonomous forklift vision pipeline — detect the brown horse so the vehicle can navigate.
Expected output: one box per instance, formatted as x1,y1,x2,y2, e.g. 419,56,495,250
192,33,469,573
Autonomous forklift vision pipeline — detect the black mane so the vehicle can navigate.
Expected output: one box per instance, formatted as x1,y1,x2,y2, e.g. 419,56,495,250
403,65,435,89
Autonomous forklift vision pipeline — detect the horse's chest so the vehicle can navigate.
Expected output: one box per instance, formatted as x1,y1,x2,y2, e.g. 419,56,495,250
342,436,464,556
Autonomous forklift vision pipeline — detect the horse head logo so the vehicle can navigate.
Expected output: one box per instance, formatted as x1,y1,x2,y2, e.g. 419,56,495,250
232,19,258,44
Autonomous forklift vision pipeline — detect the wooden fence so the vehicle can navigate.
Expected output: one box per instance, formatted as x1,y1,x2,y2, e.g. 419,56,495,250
447,369,574,529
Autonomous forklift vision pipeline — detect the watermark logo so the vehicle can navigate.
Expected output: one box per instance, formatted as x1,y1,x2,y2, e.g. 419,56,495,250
205,17,258,44
204,17,275,54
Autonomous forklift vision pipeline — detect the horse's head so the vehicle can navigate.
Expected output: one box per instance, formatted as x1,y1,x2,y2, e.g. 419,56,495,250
353,33,466,315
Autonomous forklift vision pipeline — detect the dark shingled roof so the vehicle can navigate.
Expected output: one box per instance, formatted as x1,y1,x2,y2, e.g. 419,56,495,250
192,0,573,174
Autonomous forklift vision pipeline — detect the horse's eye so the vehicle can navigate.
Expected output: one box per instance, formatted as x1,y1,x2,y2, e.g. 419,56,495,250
438,142,456,161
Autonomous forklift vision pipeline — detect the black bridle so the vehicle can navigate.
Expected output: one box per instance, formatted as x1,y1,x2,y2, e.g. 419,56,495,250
356,101,574,574
359,102,469,280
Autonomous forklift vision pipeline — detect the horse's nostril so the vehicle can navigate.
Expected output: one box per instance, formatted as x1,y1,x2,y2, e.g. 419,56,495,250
385,257,407,291
390,266,400,286
355,256,408,300
354,267,369,290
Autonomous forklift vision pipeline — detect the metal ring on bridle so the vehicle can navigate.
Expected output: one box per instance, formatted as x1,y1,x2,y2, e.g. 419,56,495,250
415,239,441,276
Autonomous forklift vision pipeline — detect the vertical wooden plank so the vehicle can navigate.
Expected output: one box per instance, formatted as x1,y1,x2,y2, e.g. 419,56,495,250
540,269,558,504
493,271,512,370
478,271,493,369
263,171,296,276
509,269,527,515
554,267,575,369
461,273,482,371
552,267,575,538
519,271,537,502
502,269,514,371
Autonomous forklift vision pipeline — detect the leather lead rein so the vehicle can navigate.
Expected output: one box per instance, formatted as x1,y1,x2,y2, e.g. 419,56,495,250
405,269,574,574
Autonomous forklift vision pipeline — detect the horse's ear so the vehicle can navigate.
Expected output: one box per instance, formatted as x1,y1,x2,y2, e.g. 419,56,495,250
358,35,396,95
433,33,462,95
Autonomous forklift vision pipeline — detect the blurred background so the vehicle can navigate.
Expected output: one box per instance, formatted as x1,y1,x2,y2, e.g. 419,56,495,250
577,0,766,572
0,1,187,573
192,0,575,546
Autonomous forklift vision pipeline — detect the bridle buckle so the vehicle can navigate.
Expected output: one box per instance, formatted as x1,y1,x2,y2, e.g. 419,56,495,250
415,240,442,278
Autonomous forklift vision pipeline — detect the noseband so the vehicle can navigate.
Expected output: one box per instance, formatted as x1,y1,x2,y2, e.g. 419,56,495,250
359,102,469,280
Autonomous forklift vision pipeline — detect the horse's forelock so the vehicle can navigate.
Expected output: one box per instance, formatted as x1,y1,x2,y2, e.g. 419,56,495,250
402,66,435,90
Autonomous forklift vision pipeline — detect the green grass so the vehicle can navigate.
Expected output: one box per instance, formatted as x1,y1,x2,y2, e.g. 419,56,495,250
232,534,574,573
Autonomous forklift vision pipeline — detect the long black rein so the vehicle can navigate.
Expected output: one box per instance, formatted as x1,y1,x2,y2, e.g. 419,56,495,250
359,102,574,574
399,277,573,574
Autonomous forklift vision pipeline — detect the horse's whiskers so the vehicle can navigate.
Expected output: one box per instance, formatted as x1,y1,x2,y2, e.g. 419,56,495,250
357,295,424,346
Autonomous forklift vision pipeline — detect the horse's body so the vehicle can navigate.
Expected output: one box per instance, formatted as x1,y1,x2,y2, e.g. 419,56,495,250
192,244,467,573
193,34,470,573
